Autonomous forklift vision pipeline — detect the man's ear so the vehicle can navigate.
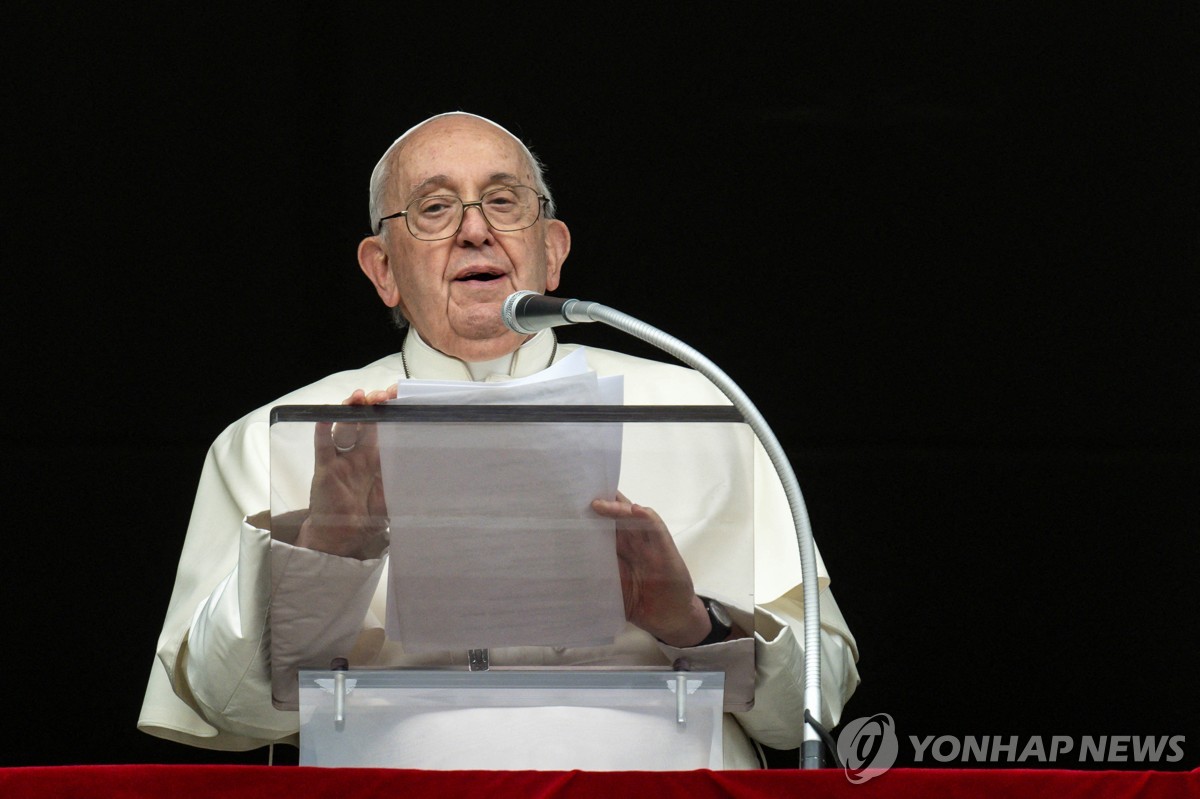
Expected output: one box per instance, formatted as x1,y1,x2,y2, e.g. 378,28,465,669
358,235,401,307
543,219,570,292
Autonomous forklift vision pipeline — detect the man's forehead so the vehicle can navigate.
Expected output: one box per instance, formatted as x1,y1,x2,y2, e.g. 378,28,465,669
405,171,525,195
391,124,534,197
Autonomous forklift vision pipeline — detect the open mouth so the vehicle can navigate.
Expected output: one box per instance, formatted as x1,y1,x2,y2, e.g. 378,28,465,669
455,269,504,283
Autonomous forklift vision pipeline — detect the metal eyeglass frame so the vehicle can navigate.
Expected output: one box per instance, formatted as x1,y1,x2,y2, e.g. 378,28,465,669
377,185,548,241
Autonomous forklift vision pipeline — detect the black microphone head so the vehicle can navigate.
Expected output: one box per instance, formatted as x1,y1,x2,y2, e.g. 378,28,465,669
503,291,592,333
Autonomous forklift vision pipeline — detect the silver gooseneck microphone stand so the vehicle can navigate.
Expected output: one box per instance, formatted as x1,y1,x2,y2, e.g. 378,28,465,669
502,291,825,769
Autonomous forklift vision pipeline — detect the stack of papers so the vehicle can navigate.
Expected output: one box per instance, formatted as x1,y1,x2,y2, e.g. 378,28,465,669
378,349,628,652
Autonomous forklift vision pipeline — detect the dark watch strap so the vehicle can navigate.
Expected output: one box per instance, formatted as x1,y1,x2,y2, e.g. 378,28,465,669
692,596,733,646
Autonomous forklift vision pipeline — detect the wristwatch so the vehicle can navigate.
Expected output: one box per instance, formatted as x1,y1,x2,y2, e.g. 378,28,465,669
693,596,733,646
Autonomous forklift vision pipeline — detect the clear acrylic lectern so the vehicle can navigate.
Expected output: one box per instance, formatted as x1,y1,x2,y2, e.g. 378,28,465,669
298,667,725,769
268,403,756,770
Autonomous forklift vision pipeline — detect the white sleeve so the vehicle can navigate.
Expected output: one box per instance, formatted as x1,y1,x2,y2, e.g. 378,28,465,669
732,587,860,750
140,418,275,748
182,522,385,740
139,415,384,748
654,587,859,751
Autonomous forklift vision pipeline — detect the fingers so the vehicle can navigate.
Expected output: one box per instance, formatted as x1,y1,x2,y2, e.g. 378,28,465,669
314,418,359,462
591,497,623,517
364,388,393,405
591,496,662,526
331,422,360,452
592,489,631,515
313,420,336,460
330,387,392,453
593,497,669,553
596,494,699,642
342,387,395,406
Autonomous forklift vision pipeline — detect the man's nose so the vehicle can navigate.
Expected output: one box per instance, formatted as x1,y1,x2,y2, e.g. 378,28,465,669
456,203,493,245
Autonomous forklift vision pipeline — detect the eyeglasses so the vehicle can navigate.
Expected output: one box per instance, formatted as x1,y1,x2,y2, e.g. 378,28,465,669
378,185,547,241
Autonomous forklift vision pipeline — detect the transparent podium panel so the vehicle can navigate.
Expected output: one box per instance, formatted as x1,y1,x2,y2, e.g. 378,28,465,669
269,405,755,716
298,668,725,770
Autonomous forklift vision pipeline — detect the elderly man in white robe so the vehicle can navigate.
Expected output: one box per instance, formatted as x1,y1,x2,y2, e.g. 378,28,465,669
139,112,860,769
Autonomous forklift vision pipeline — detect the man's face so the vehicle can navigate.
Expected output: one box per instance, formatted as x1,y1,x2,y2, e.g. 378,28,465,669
360,116,570,362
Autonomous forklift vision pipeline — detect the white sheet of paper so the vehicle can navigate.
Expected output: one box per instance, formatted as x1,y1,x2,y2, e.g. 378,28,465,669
378,349,627,652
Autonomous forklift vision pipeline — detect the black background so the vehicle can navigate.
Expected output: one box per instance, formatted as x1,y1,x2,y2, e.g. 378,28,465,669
4,5,1197,769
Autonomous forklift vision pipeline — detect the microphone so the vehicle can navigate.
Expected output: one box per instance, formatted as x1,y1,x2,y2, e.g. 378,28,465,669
502,290,599,334
504,288,828,767
501,288,828,766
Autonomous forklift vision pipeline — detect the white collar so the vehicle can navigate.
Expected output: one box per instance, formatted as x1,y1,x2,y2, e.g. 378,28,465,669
401,328,558,382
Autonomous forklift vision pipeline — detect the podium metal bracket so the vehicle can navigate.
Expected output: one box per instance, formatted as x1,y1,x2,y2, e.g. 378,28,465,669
667,672,704,724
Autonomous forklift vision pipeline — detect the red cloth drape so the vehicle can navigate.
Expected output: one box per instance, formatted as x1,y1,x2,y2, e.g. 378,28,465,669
2,765,1198,799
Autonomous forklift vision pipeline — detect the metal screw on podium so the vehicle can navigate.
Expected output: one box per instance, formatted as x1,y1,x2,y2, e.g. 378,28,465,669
331,657,349,729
